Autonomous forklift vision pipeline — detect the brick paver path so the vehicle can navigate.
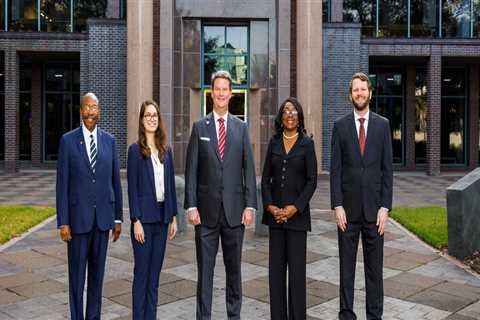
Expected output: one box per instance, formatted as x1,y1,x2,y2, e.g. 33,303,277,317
0,171,479,319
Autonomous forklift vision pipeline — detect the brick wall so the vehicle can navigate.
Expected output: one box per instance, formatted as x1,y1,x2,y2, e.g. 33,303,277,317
87,19,128,167
427,50,441,175
322,23,366,171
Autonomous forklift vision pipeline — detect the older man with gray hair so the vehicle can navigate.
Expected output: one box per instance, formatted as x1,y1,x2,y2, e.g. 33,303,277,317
56,92,123,320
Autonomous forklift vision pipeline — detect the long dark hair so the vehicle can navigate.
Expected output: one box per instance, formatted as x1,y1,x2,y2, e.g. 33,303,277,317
274,97,307,137
138,100,167,161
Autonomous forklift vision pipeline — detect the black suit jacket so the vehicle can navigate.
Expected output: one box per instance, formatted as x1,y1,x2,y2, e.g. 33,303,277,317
184,112,257,228
330,111,393,223
261,134,318,231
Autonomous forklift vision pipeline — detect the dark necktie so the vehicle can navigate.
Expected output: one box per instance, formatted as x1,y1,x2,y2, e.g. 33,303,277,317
90,134,97,173
358,118,366,156
218,118,226,161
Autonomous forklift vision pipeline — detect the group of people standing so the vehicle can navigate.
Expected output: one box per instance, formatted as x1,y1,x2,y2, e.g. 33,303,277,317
56,70,392,320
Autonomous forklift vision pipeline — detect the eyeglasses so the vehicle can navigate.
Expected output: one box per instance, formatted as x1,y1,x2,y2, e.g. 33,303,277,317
144,113,158,121
82,104,99,112
283,110,298,117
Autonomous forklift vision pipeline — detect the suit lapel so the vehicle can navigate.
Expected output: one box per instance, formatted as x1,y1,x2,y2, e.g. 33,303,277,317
76,128,93,174
206,113,221,162
146,155,156,193
363,112,377,162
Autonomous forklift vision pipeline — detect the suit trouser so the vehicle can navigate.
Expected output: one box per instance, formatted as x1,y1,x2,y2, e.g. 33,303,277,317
131,221,169,320
67,225,109,320
338,219,384,320
195,208,245,320
268,228,307,320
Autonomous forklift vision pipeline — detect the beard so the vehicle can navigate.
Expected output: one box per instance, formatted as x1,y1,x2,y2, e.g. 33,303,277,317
352,96,370,111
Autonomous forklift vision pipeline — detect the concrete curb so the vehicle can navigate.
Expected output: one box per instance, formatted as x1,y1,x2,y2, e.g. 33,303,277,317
0,215,57,252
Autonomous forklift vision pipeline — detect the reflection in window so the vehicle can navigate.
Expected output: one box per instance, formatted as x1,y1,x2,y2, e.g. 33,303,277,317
443,0,471,37
204,89,247,121
379,0,408,37
203,25,248,86
323,0,330,22
343,0,376,36
9,0,37,31
411,0,439,36
441,67,466,165
41,0,70,32
415,68,427,163
74,0,106,32
370,67,404,164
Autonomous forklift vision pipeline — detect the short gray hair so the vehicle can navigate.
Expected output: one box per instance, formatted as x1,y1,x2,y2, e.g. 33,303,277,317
81,92,99,105
211,70,232,89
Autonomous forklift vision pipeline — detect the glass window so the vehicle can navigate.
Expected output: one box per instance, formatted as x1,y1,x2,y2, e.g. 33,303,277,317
415,68,427,164
0,0,4,31
441,67,466,165
343,0,376,36
379,0,408,37
0,54,3,161
323,0,330,22
74,0,107,32
474,0,480,36
43,62,80,161
442,0,471,37
9,0,37,31
19,62,32,160
204,26,225,54
370,67,405,164
40,0,70,32
204,89,247,121
411,0,439,36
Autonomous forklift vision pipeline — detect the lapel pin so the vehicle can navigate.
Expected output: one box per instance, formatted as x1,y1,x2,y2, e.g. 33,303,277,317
206,120,210,125
80,140,83,145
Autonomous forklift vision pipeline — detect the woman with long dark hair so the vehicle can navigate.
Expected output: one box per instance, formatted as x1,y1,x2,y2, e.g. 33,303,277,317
127,100,178,319
261,97,318,319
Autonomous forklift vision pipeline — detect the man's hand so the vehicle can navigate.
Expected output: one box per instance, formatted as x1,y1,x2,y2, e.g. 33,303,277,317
112,223,121,242
335,206,347,232
169,216,178,240
133,220,145,244
59,225,72,242
242,208,254,225
187,209,201,225
376,207,389,235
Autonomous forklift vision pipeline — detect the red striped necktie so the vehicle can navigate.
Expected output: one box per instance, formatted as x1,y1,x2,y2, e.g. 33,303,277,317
359,118,366,156
218,117,226,160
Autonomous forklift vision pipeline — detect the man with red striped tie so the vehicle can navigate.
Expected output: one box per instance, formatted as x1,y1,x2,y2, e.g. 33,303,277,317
185,70,257,320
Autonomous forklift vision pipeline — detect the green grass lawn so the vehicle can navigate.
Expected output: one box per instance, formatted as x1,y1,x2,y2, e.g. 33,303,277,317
0,205,56,244
390,207,447,250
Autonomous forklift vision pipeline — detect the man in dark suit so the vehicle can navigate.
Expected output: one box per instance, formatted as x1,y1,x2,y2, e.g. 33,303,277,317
330,72,393,320
56,92,123,320
185,70,257,320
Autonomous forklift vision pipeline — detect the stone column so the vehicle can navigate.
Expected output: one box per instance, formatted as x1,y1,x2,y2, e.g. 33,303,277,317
405,65,416,169
31,63,42,166
469,65,479,169
427,50,441,176
278,0,291,103
296,0,323,169
127,0,153,146
4,49,19,172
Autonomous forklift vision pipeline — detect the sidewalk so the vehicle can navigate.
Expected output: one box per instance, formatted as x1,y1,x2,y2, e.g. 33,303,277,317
0,171,479,319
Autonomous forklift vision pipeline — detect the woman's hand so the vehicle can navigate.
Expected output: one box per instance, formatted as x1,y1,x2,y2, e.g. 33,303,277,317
268,205,284,223
276,205,298,223
133,220,145,244
169,216,178,240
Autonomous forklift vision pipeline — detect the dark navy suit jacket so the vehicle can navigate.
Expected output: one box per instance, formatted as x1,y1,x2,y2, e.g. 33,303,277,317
127,143,178,224
56,127,123,234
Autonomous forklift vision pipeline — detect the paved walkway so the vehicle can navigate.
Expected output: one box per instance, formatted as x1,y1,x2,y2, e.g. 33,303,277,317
0,171,479,319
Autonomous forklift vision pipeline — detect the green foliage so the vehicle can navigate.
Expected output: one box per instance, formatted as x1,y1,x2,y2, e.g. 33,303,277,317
390,207,447,250
0,206,55,244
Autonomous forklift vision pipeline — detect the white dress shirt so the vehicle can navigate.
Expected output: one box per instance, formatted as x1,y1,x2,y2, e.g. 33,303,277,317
82,122,97,162
151,151,165,202
353,109,369,138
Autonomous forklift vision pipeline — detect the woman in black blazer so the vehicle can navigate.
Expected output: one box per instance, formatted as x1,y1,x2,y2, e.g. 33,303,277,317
261,97,318,320
127,100,178,320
